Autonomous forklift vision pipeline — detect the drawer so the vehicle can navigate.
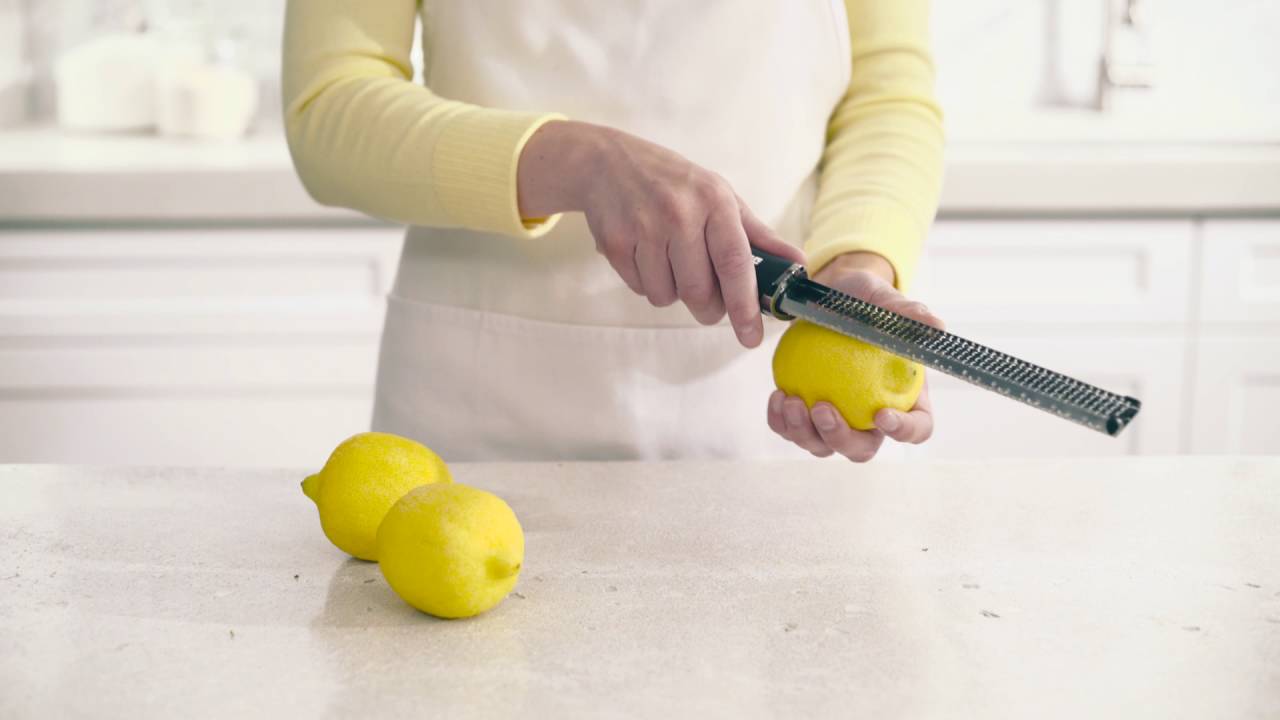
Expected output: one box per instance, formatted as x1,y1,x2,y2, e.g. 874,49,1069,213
916,220,1194,326
0,227,404,336
1200,220,1280,325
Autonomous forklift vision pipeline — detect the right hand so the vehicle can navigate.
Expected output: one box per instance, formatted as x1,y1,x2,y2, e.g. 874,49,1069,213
518,120,806,348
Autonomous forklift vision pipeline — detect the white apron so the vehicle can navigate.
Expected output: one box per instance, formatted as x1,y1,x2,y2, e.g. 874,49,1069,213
373,0,865,461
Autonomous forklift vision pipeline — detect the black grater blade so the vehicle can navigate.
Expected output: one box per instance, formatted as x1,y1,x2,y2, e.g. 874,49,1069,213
753,250,1141,437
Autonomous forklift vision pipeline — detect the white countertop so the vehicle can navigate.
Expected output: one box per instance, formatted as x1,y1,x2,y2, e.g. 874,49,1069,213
0,127,1278,222
3,458,1278,718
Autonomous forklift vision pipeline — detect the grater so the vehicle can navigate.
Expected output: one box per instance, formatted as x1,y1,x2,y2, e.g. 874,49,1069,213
752,249,1141,437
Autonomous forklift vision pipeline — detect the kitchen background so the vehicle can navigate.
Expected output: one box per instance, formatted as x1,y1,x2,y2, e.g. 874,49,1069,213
0,0,1277,465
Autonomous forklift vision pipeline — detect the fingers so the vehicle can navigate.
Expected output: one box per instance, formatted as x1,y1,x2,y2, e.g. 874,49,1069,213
706,203,764,348
669,229,725,325
778,395,834,458
811,402,886,462
634,234,678,307
874,379,934,444
767,392,888,462
841,273,946,332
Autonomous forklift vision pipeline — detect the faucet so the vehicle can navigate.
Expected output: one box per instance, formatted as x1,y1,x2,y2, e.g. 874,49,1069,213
1097,0,1154,110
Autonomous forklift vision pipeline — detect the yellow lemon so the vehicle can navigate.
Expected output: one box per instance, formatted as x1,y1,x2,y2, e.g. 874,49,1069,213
377,483,524,619
772,320,924,430
301,432,451,561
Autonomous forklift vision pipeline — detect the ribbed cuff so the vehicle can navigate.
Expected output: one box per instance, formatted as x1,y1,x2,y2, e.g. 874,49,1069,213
805,204,925,292
432,110,567,239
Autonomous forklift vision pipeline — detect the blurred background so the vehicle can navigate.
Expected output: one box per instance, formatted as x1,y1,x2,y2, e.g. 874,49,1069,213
0,0,1277,465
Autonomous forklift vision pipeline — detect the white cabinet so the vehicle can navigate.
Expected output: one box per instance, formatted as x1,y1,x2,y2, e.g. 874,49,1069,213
916,220,1193,325
1190,220,1280,455
1199,220,1280,324
915,334,1184,459
910,220,1195,458
0,226,404,465
2,216,1277,463
1190,338,1280,455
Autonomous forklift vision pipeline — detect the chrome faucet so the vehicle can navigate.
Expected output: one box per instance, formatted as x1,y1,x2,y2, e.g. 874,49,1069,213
1098,0,1154,110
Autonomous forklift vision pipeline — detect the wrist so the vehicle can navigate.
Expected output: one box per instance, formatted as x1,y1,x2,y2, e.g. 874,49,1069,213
517,119,610,217
813,251,897,287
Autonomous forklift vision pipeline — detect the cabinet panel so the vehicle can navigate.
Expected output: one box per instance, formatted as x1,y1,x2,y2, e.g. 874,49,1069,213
1200,220,1280,324
0,227,404,335
918,220,1193,325
906,334,1185,459
0,226,402,465
1190,338,1280,455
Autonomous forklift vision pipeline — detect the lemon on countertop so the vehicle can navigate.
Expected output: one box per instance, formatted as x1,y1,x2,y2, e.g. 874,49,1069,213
377,482,524,619
772,320,924,430
302,432,452,561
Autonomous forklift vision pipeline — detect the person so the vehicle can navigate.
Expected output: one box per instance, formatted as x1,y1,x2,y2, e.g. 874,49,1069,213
283,0,945,462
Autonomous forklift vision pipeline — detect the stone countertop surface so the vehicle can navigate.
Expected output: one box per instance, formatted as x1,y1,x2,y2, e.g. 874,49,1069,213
2,458,1278,718
0,128,1278,222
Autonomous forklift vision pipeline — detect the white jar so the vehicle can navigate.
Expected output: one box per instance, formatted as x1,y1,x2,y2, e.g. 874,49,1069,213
53,33,158,131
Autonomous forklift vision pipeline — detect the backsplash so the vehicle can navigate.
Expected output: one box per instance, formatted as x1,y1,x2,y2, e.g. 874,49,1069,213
6,0,1280,136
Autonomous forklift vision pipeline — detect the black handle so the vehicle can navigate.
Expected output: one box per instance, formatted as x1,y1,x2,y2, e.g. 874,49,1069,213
751,247,805,319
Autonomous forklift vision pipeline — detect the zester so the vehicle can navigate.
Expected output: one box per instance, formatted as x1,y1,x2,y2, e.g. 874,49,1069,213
752,249,1141,437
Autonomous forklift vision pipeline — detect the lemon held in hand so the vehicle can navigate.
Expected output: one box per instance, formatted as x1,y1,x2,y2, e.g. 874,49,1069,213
377,483,524,619
301,432,452,561
772,320,924,430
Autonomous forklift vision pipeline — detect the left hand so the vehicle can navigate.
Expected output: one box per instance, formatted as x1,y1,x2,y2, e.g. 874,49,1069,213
766,252,946,462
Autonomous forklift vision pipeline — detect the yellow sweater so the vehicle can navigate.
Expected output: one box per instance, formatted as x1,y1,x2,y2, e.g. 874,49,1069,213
283,1,943,291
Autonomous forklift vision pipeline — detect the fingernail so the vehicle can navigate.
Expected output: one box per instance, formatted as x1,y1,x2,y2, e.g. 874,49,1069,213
813,407,837,431
877,411,901,433
737,323,761,345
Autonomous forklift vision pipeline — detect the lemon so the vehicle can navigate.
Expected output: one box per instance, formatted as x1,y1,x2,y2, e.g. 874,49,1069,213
772,320,924,430
377,483,524,619
301,432,452,561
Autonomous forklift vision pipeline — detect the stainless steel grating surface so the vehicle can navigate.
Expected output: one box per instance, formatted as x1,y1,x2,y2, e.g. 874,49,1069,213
778,282,1141,436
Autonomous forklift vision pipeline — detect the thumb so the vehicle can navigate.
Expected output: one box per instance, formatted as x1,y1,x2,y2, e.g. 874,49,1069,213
738,199,806,266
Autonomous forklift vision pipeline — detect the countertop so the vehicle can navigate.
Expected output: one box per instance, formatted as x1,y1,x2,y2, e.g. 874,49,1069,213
0,127,1278,222
2,459,1278,718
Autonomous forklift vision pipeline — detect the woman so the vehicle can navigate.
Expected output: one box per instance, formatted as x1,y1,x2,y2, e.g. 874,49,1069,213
283,0,945,462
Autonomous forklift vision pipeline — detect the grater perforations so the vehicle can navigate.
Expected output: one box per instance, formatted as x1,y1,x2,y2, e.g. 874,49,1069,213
777,284,1141,437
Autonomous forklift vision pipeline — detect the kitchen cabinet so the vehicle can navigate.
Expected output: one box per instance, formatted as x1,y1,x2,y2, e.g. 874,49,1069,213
914,334,1185,459
2,216,1278,464
915,220,1194,326
0,226,403,465
1199,219,1280,324
909,220,1194,458
1190,338,1280,454
1188,221,1280,454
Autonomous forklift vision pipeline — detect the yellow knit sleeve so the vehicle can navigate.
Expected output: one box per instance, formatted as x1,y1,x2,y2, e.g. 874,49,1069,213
282,0,563,238
806,0,945,291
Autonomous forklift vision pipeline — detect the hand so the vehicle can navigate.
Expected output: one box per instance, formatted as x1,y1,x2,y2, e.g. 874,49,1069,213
517,120,805,348
766,252,945,462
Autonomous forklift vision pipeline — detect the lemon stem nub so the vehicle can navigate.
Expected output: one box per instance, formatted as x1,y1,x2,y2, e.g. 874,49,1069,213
486,555,521,580
301,473,321,502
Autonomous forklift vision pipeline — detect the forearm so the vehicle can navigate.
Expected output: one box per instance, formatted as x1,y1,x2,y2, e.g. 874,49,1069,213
282,0,561,237
806,0,945,292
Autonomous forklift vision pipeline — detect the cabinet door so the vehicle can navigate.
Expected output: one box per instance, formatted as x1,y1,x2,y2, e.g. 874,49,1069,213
906,334,1185,460
0,226,403,465
918,220,1193,326
1189,338,1280,455
1200,220,1280,324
